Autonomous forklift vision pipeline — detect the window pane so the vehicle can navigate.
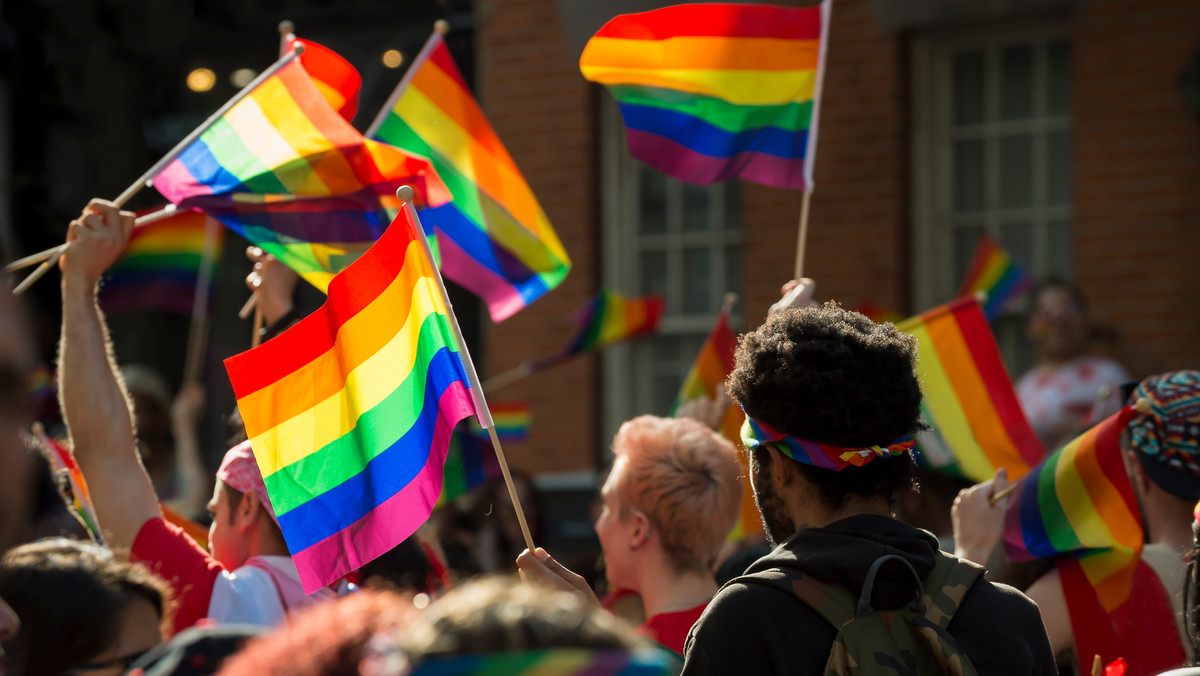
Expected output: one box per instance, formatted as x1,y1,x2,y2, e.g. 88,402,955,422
952,51,986,125
639,165,666,235
999,221,1033,271
682,247,711,314
682,183,711,232
999,135,1033,208
724,243,743,303
953,225,986,287
1000,45,1034,120
639,249,668,305
1048,220,1072,279
1048,131,1071,205
953,139,986,212
1047,40,1071,117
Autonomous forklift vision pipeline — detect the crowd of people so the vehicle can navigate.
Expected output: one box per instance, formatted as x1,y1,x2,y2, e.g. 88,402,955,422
1,200,1198,676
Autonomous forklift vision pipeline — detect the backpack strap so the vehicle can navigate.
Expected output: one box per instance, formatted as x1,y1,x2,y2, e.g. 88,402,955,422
725,567,860,630
916,553,985,630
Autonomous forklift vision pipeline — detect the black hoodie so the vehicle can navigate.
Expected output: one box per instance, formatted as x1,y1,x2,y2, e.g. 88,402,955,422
681,515,1057,675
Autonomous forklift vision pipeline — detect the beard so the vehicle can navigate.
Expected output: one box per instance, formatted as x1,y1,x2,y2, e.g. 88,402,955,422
749,449,796,546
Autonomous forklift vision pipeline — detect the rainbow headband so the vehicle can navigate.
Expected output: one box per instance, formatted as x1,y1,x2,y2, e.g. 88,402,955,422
740,415,916,472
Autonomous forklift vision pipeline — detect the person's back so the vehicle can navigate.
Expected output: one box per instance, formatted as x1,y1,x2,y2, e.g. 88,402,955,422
681,301,1056,676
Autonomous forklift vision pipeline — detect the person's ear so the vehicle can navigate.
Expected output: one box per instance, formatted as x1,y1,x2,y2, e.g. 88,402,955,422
766,445,797,487
1125,450,1153,496
629,510,651,550
236,490,259,532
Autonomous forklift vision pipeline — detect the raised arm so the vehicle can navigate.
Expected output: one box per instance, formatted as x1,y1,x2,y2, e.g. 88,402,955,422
58,200,161,549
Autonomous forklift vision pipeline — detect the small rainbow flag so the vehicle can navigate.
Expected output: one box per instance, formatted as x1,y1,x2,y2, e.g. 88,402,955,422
404,648,679,675
557,289,664,359
489,402,531,442
38,429,101,542
897,297,1045,482
287,36,362,122
153,56,448,294
670,306,761,541
99,209,223,315
371,30,572,322
224,204,478,592
957,235,1035,320
580,2,830,190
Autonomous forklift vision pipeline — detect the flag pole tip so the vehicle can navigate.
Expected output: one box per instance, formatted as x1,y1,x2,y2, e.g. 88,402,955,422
396,185,415,203
973,290,988,305
278,20,294,35
434,19,451,34
291,41,306,55
722,292,738,310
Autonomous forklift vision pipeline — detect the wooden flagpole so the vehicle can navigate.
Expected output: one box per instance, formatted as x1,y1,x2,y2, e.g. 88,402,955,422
793,190,812,279
12,46,304,295
398,185,535,553
5,204,179,274
182,216,221,384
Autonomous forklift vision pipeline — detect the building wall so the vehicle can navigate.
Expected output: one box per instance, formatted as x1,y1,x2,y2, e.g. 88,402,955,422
476,0,1200,476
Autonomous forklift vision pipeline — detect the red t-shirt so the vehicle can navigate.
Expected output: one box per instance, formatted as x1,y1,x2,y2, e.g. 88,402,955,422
636,603,708,655
131,517,225,636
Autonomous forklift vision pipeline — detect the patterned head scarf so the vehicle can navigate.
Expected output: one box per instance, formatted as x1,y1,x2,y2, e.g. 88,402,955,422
216,441,278,526
739,409,915,472
1127,370,1200,501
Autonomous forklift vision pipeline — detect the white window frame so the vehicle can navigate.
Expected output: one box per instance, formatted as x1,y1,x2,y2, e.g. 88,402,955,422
600,100,743,446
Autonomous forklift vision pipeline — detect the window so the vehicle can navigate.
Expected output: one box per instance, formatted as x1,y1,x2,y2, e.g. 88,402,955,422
912,25,1071,375
601,102,743,442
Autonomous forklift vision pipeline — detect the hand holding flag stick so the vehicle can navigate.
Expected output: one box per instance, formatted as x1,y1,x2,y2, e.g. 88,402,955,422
10,45,305,295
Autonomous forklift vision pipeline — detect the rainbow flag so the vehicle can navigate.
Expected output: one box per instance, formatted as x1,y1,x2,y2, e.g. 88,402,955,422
224,204,478,593
371,31,572,322
404,648,679,675
153,57,448,294
1002,407,1141,611
579,2,830,190
670,307,761,541
490,402,531,442
38,429,101,542
440,422,502,503
957,235,1035,320
99,209,223,315
287,36,361,122
558,289,664,358
897,297,1045,482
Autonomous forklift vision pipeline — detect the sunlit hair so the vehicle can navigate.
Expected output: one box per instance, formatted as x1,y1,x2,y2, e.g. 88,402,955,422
611,415,743,572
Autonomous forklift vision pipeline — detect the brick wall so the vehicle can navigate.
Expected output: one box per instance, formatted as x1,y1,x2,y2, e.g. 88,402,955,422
1071,0,1200,373
476,0,600,473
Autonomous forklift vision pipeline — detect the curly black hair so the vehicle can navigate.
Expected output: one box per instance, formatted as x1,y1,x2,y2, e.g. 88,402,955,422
728,302,924,511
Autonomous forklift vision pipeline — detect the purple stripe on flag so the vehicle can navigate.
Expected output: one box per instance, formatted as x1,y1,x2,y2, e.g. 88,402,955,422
437,229,528,323
626,129,808,190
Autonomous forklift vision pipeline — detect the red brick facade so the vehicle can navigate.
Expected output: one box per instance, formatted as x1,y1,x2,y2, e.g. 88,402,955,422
476,0,1200,475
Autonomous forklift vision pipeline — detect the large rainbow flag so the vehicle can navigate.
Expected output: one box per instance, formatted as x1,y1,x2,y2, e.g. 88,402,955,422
897,297,1044,482
153,56,448,293
998,407,1182,671
371,31,572,322
670,306,761,541
99,209,223,315
957,235,1035,320
224,204,478,592
287,36,361,122
579,2,830,190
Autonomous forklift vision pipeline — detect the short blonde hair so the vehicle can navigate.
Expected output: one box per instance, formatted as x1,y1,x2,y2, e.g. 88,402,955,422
612,415,743,572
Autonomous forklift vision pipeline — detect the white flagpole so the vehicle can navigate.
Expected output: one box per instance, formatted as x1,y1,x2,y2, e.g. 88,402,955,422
396,185,535,554
364,20,450,139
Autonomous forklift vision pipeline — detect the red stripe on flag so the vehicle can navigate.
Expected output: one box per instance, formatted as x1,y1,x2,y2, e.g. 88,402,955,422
593,4,823,41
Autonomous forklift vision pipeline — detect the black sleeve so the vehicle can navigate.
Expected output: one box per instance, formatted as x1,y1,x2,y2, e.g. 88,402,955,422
682,581,834,676
949,580,1059,676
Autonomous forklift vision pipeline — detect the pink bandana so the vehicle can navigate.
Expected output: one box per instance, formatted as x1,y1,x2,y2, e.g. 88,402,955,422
216,441,278,525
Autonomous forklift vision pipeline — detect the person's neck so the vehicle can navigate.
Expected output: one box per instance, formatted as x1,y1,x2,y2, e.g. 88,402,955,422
635,554,717,620
1143,493,1194,556
795,498,893,532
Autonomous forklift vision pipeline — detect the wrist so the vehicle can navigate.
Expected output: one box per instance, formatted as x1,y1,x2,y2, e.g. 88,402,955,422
260,298,294,327
61,269,99,297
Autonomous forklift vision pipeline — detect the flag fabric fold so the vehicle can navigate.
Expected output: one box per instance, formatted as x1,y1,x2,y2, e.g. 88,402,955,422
897,297,1045,482
224,204,476,593
153,57,448,293
579,2,830,190
957,235,1035,320
372,32,572,322
99,209,223,315
288,36,362,122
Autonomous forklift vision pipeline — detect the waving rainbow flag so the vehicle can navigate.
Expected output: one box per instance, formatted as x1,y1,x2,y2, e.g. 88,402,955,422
153,57,447,293
580,2,829,190
38,429,101,542
287,36,361,122
556,289,663,359
957,236,1034,320
224,204,477,592
370,30,571,322
99,209,223,315
897,297,1044,482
